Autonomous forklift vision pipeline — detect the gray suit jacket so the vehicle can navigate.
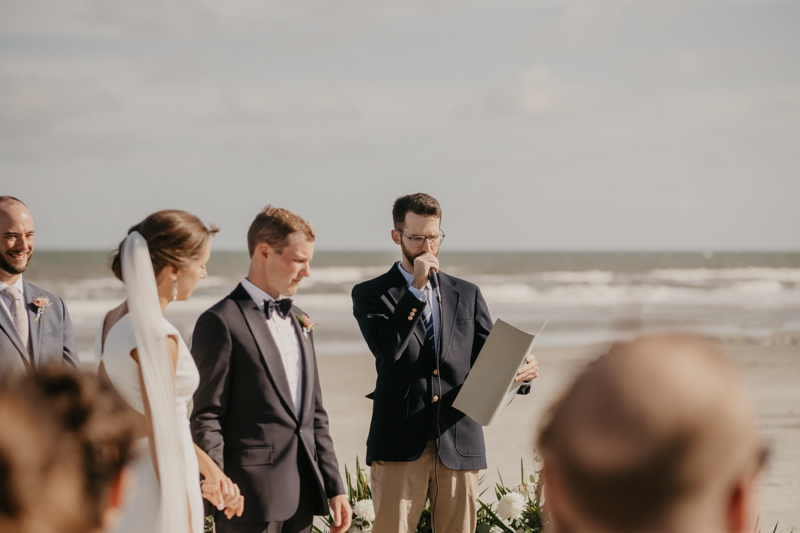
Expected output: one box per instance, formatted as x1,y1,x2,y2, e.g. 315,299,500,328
0,279,79,376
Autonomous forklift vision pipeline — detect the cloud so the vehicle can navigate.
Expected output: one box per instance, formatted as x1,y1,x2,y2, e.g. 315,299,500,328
0,64,116,132
221,86,358,124
456,65,602,120
539,0,695,48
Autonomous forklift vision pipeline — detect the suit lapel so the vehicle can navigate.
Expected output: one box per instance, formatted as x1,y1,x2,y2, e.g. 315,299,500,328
291,309,316,424
0,304,30,366
234,287,298,422
23,281,41,367
437,273,460,364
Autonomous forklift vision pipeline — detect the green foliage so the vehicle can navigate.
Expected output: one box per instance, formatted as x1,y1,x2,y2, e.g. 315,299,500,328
314,457,546,533
313,456,434,533
204,515,214,533
475,458,546,533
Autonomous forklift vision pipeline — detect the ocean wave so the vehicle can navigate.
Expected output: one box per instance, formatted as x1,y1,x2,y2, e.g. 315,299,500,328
300,266,387,287
480,282,800,307
537,270,615,283
650,267,800,283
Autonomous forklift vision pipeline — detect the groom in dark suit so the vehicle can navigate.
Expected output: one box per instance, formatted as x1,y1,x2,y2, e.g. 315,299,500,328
352,193,540,533
0,196,78,376
191,206,351,533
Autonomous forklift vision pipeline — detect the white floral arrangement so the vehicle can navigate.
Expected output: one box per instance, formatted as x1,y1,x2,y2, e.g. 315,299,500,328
476,460,546,533
314,458,545,533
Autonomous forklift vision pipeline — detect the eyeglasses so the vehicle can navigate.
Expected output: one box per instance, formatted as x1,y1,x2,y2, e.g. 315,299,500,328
396,230,446,248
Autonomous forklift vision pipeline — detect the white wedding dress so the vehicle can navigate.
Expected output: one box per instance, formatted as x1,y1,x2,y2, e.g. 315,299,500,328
95,314,204,533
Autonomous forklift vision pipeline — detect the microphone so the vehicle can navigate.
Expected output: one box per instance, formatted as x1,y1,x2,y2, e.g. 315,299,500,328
428,266,439,290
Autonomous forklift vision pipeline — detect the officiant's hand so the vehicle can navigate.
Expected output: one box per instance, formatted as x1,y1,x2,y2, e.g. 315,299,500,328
515,353,539,382
329,494,352,533
412,252,439,290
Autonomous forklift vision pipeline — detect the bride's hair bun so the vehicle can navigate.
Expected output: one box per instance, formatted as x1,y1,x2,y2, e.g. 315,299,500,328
110,210,218,281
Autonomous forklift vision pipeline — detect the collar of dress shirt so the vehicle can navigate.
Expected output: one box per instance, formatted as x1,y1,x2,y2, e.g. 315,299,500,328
0,275,25,295
396,261,431,292
241,277,288,315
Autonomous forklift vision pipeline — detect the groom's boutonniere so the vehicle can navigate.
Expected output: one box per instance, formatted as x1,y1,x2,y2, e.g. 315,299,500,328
32,295,53,323
297,314,317,340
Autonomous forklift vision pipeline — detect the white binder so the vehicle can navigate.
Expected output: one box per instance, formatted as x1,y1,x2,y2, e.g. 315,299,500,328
452,319,546,426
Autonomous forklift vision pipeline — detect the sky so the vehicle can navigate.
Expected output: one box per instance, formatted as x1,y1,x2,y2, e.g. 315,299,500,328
1,0,799,251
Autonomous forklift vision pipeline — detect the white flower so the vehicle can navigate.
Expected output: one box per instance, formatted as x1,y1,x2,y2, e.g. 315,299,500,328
353,499,376,522
497,492,526,521
490,527,503,533
360,467,371,485
512,482,533,498
346,526,363,533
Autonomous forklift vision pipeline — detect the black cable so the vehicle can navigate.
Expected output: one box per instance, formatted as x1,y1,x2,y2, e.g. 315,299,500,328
430,276,444,533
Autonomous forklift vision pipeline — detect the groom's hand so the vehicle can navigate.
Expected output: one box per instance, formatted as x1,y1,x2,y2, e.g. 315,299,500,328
202,476,242,514
329,494,352,533
515,353,540,382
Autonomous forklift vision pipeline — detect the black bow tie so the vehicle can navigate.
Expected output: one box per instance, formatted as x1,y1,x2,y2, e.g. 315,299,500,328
265,298,293,319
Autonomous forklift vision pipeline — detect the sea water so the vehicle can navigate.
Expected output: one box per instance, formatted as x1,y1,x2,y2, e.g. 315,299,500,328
22,250,800,364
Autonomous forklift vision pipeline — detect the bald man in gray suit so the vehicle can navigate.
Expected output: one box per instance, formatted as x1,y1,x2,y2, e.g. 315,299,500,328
0,196,78,376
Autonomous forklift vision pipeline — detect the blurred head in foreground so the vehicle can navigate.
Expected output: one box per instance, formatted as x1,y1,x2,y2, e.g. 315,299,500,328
0,368,137,533
537,335,764,533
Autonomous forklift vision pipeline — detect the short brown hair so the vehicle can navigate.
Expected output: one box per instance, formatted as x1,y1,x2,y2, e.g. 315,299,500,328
110,210,218,281
247,205,314,257
392,193,442,230
0,368,138,533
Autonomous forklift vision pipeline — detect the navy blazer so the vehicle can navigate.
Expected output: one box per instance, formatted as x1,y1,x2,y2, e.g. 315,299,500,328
0,279,78,376
352,266,530,471
190,284,345,525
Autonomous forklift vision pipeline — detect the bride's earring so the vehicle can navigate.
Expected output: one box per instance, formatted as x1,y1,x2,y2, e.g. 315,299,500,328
172,281,178,301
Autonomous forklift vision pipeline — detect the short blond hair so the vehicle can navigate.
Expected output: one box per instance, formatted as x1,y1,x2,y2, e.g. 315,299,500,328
247,206,314,257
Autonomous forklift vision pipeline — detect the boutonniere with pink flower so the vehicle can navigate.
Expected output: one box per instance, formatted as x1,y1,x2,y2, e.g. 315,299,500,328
296,314,317,340
33,294,53,323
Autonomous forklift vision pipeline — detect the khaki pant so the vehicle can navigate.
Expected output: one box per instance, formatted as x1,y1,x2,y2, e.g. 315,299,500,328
370,441,479,533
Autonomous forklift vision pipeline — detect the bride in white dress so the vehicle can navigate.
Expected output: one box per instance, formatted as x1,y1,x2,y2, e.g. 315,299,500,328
95,211,244,533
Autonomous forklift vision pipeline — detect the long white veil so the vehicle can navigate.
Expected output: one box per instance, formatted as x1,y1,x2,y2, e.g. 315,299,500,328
122,231,190,533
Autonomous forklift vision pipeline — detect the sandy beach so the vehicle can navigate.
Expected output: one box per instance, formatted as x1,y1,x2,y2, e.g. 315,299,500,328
317,343,800,530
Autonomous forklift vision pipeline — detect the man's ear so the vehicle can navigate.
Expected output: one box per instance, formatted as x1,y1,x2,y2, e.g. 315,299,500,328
391,229,402,246
726,464,762,533
102,468,130,530
542,464,574,533
107,469,127,510
256,241,271,259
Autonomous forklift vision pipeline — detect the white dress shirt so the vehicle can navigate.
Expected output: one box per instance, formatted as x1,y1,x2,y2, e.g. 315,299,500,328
397,262,440,354
241,277,304,416
0,276,26,326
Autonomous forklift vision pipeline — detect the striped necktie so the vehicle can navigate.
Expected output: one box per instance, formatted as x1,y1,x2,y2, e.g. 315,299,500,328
422,286,436,353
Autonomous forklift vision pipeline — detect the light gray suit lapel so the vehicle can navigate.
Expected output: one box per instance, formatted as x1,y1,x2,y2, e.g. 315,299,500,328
23,280,42,367
0,301,30,366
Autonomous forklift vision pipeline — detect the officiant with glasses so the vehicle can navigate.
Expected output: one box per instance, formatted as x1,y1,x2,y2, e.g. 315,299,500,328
351,193,540,533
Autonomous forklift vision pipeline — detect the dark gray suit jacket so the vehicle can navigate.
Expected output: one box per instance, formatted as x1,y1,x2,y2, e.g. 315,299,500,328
190,284,345,525
352,267,530,471
0,279,78,376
